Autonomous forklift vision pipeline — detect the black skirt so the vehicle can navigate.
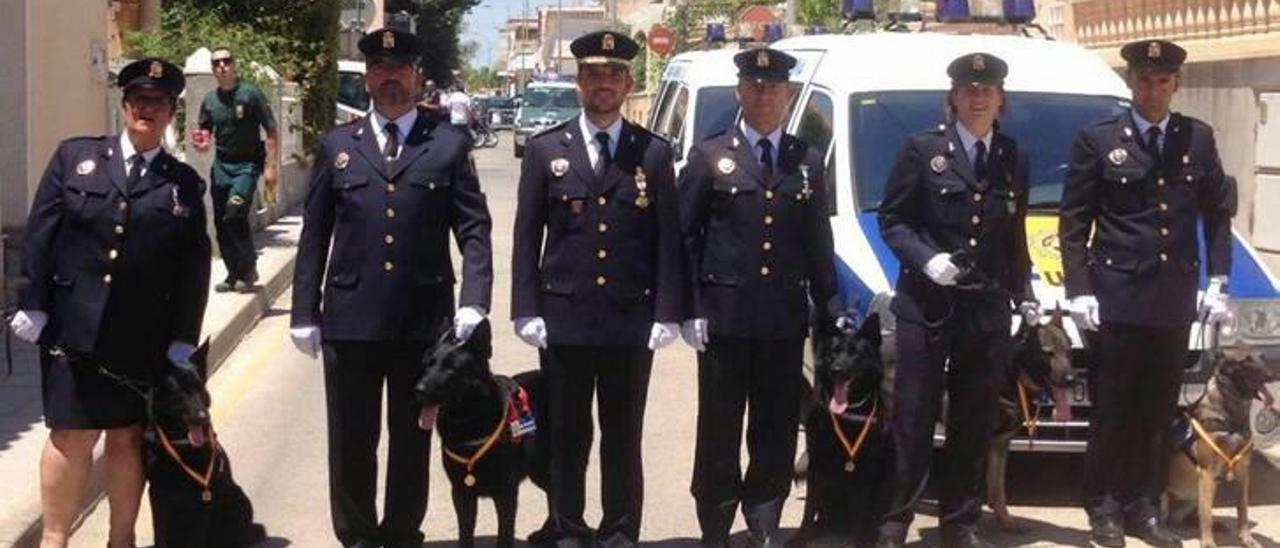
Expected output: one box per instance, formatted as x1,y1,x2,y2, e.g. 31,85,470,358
40,346,153,430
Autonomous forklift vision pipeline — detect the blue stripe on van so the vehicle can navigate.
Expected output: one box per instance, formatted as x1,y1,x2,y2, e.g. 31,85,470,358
856,213,900,286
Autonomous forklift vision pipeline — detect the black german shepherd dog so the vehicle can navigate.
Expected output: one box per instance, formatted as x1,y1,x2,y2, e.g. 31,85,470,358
145,343,266,548
414,320,551,548
789,314,893,548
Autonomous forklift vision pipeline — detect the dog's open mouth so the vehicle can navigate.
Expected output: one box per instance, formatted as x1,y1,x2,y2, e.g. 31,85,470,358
828,378,851,415
418,405,440,431
187,425,207,447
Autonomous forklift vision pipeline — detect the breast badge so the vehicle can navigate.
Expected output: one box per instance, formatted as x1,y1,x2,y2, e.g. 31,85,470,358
76,159,96,176
1108,148,1128,166
717,157,736,175
334,151,350,170
930,155,948,174
550,158,570,178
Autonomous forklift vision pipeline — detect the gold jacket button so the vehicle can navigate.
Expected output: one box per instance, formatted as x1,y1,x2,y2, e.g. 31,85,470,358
760,266,771,276
103,274,113,284
118,201,128,212
596,275,607,286
971,215,980,225
1159,253,1169,262
973,193,983,202
386,184,396,193
597,249,608,260
764,215,774,225
1160,227,1169,236
762,241,773,251
1158,177,1166,186
385,234,395,245
114,225,125,235
968,238,978,247
597,196,607,206
386,208,395,218
108,249,119,260
598,222,609,233
766,190,775,200
1160,203,1169,211
384,261,394,271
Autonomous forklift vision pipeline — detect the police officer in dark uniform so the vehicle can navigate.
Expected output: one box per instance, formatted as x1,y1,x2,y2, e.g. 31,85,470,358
289,28,493,548
876,53,1037,548
510,30,683,548
1061,39,1232,548
678,48,840,548
9,58,210,548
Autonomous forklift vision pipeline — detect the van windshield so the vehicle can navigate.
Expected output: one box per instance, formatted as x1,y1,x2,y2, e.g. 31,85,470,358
849,91,1128,211
694,86,739,142
523,87,581,109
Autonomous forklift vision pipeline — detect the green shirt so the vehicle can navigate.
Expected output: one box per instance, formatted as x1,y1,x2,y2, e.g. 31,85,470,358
198,81,277,162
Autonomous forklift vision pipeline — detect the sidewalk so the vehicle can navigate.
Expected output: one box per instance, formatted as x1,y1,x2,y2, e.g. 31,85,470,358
0,215,303,548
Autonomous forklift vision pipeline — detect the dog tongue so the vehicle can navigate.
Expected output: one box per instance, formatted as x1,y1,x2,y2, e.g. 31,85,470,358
1051,386,1074,422
828,380,850,414
418,405,440,431
187,427,206,447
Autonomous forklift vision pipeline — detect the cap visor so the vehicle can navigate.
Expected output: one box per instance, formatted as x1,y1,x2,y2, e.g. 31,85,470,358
367,54,417,66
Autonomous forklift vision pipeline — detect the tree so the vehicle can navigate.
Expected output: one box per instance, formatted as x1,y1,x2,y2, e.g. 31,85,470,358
399,0,482,86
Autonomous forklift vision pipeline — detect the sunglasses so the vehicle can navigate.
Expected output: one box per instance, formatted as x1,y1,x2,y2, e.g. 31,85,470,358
212,58,235,67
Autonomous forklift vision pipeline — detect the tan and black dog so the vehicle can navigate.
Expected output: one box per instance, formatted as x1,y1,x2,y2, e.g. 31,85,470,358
1164,347,1277,548
986,307,1075,532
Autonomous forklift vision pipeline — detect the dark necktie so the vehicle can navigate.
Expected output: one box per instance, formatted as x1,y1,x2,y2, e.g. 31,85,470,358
973,140,988,186
758,138,775,182
383,122,400,164
594,131,612,179
1147,126,1163,161
125,154,144,193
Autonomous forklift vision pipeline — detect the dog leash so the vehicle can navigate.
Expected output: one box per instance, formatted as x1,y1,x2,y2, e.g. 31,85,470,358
155,426,221,503
1186,413,1252,482
829,398,878,473
1016,379,1038,440
442,401,510,488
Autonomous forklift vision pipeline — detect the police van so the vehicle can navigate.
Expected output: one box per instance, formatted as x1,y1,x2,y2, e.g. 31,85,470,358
657,29,1280,453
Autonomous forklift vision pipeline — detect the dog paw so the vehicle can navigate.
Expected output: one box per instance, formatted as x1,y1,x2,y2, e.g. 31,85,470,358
1239,534,1262,548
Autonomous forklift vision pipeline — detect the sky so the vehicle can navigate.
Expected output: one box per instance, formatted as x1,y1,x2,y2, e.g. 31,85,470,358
463,0,589,67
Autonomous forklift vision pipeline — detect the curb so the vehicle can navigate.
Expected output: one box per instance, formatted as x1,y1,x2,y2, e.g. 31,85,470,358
10,221,299,548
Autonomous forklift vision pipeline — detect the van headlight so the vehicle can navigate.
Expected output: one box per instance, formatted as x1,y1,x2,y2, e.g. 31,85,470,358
1224,299,1280,343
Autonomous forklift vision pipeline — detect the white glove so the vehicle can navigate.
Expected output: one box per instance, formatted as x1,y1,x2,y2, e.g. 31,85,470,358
454,306,486,342
514,317,547,349
290,326,322,358
1069,295,1101,332
1018,301,1041,326
647,322,679,351
681,318,709,352
9,310,47,344
1201,276,1231,325
923,253,960,286
166,341,197,369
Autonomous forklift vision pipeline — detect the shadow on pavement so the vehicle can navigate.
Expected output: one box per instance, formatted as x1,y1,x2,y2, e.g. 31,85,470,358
0,337,45,452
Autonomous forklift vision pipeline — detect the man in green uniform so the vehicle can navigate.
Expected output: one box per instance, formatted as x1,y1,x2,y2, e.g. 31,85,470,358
194,47,279,292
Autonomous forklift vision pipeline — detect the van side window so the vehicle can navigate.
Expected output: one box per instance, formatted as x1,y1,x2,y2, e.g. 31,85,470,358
648,81,675,133
795,89,836,216
666,86,691,160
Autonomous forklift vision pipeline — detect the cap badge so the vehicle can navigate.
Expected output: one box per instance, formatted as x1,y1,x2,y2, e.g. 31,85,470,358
930,155,948,174
634,167,650,208
383,31,395,49
757,50,770,68
334,151,350,170
717,157,737,175
972,54,986,71
76,159,96,175
602,34,615,52
148,61,163,79
1148,41,1161,59
550,157,570,177
1108,148,1129,166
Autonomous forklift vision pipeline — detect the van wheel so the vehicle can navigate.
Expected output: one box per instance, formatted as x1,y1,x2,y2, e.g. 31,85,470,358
514,143,524,158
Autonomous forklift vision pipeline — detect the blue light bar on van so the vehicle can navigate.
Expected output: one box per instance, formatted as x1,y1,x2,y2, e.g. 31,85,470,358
1004,0,1037,23
762,22,784,42
936,0,970,21
842,0,875,20
706,22,726,43
808,25,827,35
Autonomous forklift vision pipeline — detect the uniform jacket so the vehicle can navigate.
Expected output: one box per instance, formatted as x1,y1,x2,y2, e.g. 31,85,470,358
510,117,683,348
879,123,1033,332
291,109,493,341
679,129,839,340
21,135,211,355
1059,111,1233,326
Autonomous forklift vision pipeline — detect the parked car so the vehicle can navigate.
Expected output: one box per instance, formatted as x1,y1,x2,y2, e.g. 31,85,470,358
513,81,581,158
478,95,518,130
336,59,369,124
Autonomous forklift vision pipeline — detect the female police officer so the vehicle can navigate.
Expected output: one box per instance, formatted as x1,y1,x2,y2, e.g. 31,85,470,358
875,53,1037,548
9,58,211,548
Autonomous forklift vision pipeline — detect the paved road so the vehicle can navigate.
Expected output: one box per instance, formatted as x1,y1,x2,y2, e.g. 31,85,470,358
71,140,1280,547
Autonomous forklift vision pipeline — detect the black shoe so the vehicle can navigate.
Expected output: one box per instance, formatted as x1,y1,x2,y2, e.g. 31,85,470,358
234,280,256,293
214,280,235,292
745,531,779,548
941,529,994,548
874,535,904,548
1125,516,1182,548
1090,515,1126,548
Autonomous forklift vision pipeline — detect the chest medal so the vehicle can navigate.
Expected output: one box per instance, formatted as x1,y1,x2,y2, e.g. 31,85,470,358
634,167,650,208
235,104,245,120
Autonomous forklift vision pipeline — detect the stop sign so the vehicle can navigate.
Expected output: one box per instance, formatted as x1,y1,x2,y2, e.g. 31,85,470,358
648,25,675,58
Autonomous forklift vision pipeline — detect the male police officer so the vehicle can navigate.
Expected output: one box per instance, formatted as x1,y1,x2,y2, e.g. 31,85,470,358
290,28,493,548
511,30,682,548
194,46,280,292
678,48,839,548
1060,39,1232,548
877,53,1036,548
10,57,210,548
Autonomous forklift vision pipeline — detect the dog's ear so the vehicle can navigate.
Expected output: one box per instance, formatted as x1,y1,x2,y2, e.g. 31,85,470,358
857,313,882,348
465,319,494,362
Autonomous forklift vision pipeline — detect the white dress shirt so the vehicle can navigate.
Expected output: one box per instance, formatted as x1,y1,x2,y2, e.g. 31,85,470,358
579,114,623,169
739,120,782,171
119,133,163,176
954,121,993,167
1131,110,1171,153
369,108,419,160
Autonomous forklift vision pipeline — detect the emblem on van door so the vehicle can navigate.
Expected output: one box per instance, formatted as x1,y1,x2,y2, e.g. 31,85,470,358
334,151,350,170
930,155,947,174
1108,148,1128,166
550,158,570,177
76,159,96,175
717,157,737,175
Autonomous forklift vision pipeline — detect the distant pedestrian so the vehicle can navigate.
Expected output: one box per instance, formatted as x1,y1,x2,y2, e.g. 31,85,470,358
447,82,473,130
193,47,279,293
420,79,446,121
9,57,211,548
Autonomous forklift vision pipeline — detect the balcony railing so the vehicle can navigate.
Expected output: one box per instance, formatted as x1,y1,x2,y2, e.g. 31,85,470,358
1073,0,1280,48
